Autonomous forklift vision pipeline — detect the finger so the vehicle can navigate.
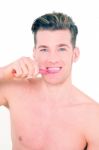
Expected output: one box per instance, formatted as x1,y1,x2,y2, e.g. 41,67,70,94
22,58,34,78
22,58,39,78
18,60,29,78
32,61,39,77
12,63,23,78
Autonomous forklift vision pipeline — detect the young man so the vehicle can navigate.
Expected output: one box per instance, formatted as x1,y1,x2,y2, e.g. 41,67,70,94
0,12,99,150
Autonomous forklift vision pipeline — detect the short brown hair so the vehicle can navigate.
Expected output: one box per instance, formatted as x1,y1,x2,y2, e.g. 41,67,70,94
31,12,78,47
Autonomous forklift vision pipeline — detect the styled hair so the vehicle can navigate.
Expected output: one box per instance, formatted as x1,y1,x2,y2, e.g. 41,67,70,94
31,12,78,47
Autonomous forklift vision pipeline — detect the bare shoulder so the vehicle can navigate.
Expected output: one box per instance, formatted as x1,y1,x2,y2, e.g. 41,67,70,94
84,103,99,149
72,85,99,106
73,86,99,148
81,96,99,149
72,85,99,119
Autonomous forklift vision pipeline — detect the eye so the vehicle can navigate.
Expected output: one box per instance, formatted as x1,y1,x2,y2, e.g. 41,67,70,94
40,48,48,52
59,47,66,51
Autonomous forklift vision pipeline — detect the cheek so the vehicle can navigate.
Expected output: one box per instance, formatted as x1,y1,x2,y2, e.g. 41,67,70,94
63,55,72,64
35,57,47,67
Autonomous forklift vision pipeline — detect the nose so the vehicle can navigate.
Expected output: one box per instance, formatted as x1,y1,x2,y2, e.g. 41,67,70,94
47,51,59,64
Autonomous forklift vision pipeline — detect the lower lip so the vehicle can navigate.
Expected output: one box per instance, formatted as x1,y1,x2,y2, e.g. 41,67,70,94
47,70,61,74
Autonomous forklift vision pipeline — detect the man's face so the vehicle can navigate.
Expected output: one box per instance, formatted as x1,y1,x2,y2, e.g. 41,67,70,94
34,29,79,85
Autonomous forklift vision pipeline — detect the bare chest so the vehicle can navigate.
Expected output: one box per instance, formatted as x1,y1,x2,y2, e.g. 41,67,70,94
9,96,87,150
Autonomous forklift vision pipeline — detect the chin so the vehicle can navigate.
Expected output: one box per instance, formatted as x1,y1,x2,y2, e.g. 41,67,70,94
43,76,67,86
42,69,71,85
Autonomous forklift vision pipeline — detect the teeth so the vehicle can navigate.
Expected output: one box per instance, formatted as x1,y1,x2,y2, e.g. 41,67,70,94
47,67,61,73
47,67,60,71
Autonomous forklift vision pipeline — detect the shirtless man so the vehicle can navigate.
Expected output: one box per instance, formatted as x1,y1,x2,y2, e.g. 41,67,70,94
0,12,99,150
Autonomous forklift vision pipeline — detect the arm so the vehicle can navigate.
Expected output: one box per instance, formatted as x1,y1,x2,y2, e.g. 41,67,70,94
0,57,39,107
0,57,39,81
86,104,99,150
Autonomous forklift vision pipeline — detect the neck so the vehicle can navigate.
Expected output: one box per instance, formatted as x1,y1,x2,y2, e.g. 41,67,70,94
41,77,73,102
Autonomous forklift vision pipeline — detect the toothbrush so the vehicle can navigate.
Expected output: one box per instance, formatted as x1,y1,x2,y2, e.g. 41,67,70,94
12,68,48,76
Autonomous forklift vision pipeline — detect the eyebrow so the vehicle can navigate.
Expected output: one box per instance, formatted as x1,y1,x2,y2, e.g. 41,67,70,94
38,45,48,49
57,43,70,48
38,43,70,49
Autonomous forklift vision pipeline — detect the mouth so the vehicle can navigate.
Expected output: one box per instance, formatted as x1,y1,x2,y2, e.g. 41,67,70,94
46,67,62,73
39,67,62,74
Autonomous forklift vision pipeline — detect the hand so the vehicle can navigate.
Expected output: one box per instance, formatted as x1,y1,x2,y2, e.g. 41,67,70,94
2,57,39,80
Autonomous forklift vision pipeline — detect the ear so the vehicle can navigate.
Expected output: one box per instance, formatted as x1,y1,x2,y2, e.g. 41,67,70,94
72,47,80,62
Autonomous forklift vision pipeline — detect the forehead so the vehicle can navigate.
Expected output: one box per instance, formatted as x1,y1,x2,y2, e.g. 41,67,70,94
36,29,72,46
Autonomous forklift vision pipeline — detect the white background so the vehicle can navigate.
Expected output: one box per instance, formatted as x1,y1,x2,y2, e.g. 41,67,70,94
0,0,99,149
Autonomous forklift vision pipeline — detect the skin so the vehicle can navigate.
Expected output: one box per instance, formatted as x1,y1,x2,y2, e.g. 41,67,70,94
0,29,99,150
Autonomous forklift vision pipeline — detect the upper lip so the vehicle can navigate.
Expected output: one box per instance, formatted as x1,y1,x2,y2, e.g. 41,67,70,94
46,67,62,69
